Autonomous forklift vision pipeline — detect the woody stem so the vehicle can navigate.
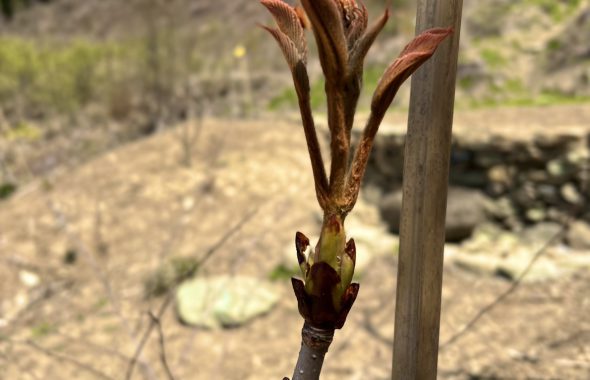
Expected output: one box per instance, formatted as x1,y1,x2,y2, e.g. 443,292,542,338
291,322,334,380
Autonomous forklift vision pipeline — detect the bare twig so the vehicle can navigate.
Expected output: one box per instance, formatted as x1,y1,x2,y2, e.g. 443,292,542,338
149,312,176,380
440,224,568,350
48,201,157,380
48,202,128,331
125,208,259,380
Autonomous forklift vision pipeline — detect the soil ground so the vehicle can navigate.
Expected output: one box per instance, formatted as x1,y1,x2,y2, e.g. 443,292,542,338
1,105,590,380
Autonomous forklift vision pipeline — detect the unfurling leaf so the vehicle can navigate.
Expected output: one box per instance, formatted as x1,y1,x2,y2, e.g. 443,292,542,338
348,9,389,75
261,26,304,70
300,0,348,82
372,27,453,113
261,0,307,64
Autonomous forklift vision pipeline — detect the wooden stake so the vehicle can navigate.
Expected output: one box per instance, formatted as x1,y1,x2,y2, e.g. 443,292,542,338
391,1,463,379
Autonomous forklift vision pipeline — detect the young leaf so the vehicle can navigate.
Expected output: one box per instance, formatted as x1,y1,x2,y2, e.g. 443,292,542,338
300,0,348,82
260,0,307,63
372,27,453,113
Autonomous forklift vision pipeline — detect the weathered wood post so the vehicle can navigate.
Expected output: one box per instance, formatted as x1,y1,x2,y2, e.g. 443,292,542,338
391,1,463,379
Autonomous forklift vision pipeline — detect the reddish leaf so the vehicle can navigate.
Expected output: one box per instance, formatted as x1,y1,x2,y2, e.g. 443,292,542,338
261,0,307,63
300,0,348,82
291,277,311,322
372,27,453,112
335,283,359,329
339,1,368,48
349,8,389,75
261,25,304,70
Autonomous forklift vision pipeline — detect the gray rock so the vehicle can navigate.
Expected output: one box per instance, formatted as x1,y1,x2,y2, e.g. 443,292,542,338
567,221,590,250
176,276,280,328
380,187,486,242
446,188,487,241
496,252,562,282
453,254,500,276
512,182,537,209
536,184,559,203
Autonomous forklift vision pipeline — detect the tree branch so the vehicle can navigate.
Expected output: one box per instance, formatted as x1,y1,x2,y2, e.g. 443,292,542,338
125,208,259,380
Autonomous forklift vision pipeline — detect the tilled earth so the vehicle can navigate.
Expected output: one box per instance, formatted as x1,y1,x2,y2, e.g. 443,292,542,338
1,107,590,379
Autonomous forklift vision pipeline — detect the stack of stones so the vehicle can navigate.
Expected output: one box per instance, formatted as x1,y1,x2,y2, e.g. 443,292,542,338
358,120,590,248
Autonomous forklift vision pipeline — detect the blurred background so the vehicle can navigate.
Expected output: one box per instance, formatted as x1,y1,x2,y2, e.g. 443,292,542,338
0,0,589,379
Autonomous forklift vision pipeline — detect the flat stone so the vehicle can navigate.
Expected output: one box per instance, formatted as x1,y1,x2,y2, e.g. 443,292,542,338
453,253,500,276
496,250,562,282
520,222,563,245
176,276,280,328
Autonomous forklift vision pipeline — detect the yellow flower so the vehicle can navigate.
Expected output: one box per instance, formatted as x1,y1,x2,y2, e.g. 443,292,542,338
233,45,246,59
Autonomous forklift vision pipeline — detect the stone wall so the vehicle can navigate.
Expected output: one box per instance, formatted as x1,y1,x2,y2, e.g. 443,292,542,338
357,108,590,247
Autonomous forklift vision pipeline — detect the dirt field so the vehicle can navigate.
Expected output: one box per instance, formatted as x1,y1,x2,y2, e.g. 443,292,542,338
1,106,590,379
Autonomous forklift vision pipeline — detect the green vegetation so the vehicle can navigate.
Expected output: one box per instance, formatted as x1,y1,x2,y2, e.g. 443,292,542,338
546,38,562,52
268,77,328,111
522,0,582,21
480,48,507,69
31,321,55,338
0,37,132,115
0,182,17,199
94,297,109,310
268,264,298,281
0,33,199,121
143,256,199,297
463,89,590,109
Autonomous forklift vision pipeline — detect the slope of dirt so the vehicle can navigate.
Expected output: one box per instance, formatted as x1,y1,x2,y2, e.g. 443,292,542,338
1,107,590,379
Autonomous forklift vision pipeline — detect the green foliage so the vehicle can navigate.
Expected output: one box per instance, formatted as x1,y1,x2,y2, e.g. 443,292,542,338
363,64,386,100
523,0,582,21
268,264,298,281
4,121,41,141
31,321,55,338
546,38,562,52
464,89,590,109
268,87,297,111
0,36,162,117
143,256,200,298
458,76,476,91
0,182,17,199
480,48,507,69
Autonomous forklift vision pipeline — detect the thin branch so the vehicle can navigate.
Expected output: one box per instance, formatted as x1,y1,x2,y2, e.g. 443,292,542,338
48,202,129,332
125,208,259,380
125,294,173,380
48,201,157,380
149,312,176,380
440,224,568,350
